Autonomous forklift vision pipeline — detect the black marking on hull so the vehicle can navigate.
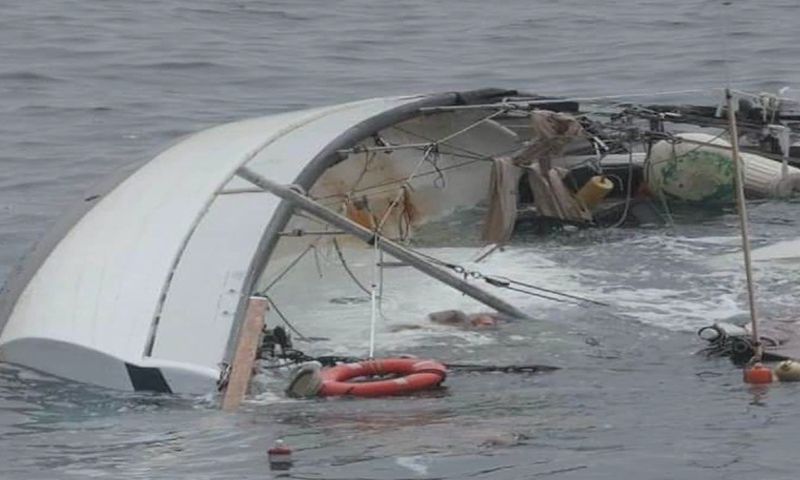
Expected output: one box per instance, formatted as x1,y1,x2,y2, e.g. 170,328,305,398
125,363,173,393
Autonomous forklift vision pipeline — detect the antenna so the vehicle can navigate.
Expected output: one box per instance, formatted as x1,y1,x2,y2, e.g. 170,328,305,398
368,236,379,358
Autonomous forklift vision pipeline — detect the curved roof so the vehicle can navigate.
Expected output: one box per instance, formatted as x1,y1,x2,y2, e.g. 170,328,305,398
0,88,518,392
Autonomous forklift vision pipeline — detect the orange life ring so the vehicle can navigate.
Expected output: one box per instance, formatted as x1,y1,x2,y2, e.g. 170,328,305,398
318,358,446,397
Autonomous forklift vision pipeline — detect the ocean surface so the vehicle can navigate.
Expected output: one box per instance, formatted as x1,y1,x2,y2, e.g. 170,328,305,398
2,0,800,478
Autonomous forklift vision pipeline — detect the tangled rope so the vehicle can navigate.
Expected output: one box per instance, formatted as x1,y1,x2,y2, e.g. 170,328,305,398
257,328,559,374
697,325,759,366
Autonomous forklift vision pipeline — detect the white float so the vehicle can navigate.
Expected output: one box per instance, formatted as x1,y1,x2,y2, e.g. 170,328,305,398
646,132,800,203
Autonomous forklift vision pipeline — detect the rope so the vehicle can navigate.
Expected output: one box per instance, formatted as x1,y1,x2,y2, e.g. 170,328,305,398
436,108,509,144
445,363,559,373
333,236,394,324
263,295,309,341
425,145,446,189
257,243,317,295
331,237,371,296
643,128,729,168
318,110,597,208
389,125,493,160
258,342,559,373
490,283,588,305
375,144,436,233
419,89,713,113
482,276,610,307
346,149,378,199
340,109,510,157
642,139,676,230
507,89,713,105
404,247,608,307
696,325,762,365
609,142,637,229
317,156,486,205
312,243,323,278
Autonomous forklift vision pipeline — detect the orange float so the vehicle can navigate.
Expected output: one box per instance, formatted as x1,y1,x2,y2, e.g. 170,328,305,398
744,363,773,384
318,358,447,397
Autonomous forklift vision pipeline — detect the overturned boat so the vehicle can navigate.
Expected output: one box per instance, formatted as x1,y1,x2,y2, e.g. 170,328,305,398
0,88,537,394
1,87,799,394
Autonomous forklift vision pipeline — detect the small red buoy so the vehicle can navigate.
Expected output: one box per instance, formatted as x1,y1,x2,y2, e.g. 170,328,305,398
267,439,292,471
744,363,773,384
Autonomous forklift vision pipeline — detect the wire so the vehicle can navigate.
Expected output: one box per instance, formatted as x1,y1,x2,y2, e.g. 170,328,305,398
425,145,446,189
347,149,378,198
483,275,610,307
263,295,309,341
331,237,372,296
257,243,317,295
375,145,436,233
403,246,608,307
609,142,636,228
259,344,560,374
317,156,487,205
445,363,559,373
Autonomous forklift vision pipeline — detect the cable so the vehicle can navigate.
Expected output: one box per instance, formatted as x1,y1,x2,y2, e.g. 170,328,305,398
402,246,608,307
331,237,372,296
425,145,446,189
257,243,317,295
375,144,436,233
259,344,559,374
483,276,610,307
445,363,559,373
263,295,309,341
609,142,636,228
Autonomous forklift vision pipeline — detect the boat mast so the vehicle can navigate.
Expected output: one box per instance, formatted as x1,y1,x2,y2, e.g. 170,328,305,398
725,88,761,361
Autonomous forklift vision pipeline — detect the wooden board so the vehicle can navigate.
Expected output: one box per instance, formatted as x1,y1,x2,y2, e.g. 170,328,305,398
221,296,268,411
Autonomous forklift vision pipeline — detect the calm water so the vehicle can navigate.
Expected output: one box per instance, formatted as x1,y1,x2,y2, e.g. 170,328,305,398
2,1,800,478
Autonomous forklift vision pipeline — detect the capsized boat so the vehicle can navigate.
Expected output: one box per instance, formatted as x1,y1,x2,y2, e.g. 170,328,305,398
1,87,799,394
0,88,537,393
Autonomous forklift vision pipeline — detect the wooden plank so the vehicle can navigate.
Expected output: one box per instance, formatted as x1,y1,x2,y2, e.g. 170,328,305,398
221,296,268,411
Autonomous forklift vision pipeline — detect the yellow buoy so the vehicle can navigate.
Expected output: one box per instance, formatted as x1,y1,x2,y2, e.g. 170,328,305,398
774,360,800,382
575,175,614,210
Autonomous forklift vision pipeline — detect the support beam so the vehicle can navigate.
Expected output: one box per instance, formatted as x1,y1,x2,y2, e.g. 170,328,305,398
221,296,268,411
237,167,530,320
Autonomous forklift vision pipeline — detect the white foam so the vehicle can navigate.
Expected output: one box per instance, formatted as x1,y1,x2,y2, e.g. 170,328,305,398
395,455,430,476
264,232,800,349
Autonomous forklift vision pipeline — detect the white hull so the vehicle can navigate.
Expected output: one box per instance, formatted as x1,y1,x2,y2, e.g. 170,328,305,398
0,90,520,393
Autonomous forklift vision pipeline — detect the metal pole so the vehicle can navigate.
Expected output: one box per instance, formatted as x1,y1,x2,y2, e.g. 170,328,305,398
368,237,378,358
725,88,761,360
237,167,530,320
779,126,790,178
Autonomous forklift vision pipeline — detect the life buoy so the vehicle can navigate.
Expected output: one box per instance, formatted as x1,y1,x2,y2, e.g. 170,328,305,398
318,358,446,397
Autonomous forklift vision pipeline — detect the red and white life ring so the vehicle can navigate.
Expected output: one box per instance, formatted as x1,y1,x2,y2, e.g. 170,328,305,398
318,358,447,397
